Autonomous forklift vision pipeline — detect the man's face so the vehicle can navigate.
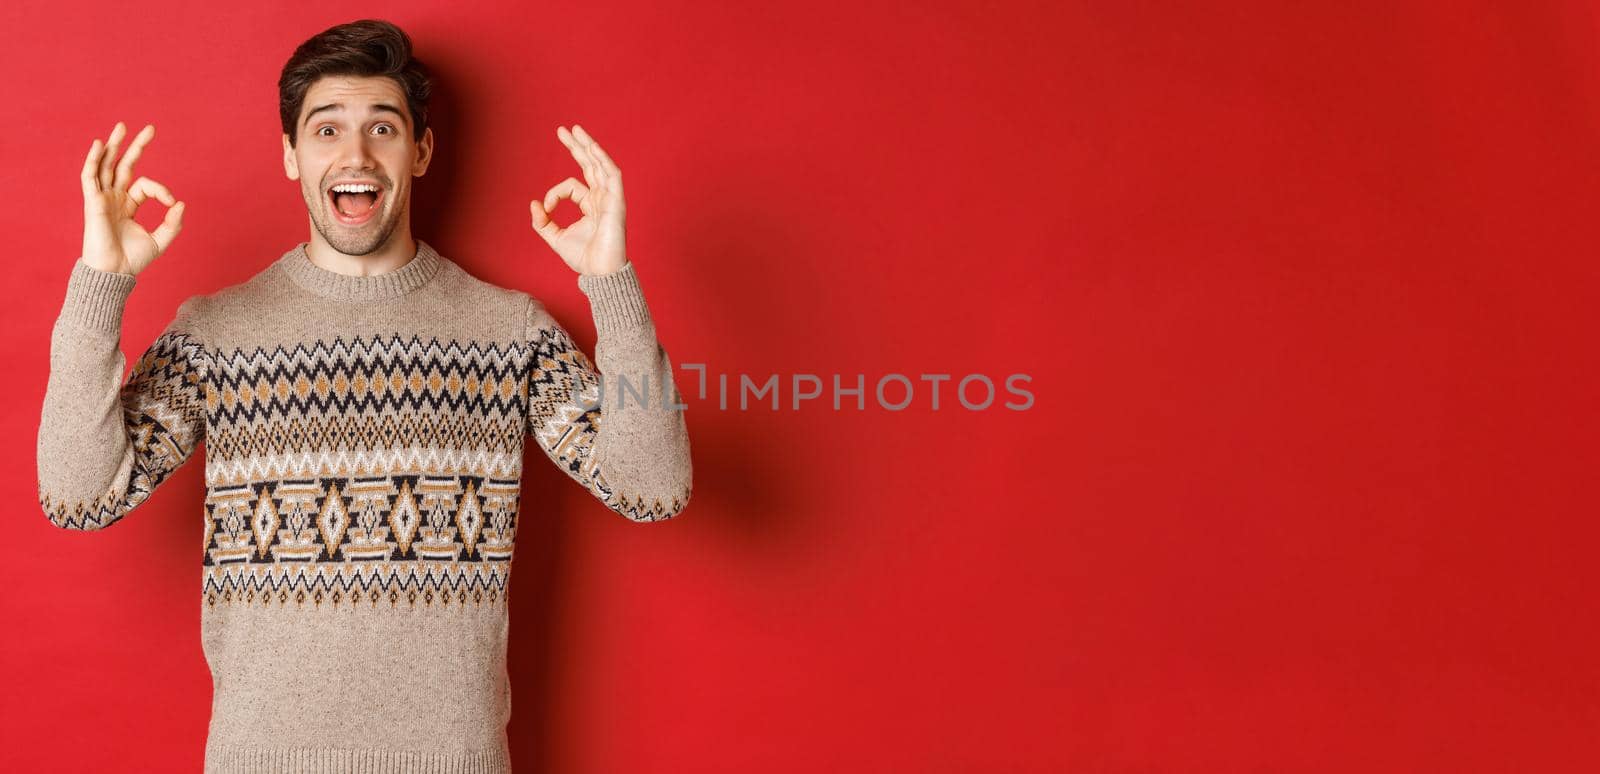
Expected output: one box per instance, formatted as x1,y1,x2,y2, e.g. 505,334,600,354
282,75,433,257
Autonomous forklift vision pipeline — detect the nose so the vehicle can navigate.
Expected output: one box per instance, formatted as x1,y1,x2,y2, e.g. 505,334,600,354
337,132,377,172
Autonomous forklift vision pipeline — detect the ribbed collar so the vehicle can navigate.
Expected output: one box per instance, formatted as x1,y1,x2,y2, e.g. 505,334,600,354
278,239,446,301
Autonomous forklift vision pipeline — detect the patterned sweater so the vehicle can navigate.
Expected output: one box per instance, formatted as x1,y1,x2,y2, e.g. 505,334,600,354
36,239,693,773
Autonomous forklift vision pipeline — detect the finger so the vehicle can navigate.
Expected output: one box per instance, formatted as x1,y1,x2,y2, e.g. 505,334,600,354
578,129,623,194
570,125,610,181
82,139,104,196
128,176,177,209
543,177,589,215
99,122,127,191
557,126,599,189
150,201,185,254
570,124,609,189
114,124,155,192
558,125,597,188
530,199,562,240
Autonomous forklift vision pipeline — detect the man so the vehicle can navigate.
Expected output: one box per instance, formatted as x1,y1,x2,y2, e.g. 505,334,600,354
36,18,692,773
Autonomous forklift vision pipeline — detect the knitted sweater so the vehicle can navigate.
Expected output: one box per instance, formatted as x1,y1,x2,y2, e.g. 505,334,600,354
36,239,693,773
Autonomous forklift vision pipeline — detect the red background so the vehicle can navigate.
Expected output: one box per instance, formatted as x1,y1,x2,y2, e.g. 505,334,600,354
3,1,1597,771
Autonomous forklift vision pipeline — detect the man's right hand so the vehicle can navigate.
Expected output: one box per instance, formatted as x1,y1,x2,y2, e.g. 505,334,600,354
80,121,186,277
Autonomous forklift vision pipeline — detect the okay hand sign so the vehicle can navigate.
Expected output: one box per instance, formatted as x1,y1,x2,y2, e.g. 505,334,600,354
530,125,627,277
80,121,186,277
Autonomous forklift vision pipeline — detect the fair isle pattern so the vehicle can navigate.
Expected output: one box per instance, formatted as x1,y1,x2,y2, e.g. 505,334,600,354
528,323,692,522
39,329,212,531
205,334,528,483
193,328,681,608
38,323,683,606
200,473,520,608
202,558,513,609
201,333,526,610
39,247,690,771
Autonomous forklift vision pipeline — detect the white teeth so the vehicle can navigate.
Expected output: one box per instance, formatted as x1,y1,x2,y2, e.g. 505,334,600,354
331,184,379,193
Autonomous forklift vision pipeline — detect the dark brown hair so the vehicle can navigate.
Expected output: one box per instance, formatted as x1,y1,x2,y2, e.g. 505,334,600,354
278,19,432,147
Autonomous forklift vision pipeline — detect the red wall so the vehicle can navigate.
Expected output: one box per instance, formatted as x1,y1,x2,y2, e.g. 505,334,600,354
4,1,1597,771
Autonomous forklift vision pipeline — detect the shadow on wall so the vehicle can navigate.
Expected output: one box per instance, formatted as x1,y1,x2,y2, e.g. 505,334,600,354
408,55,470,248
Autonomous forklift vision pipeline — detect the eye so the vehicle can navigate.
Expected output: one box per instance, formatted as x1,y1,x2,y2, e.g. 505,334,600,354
317,125,335,137
374,124,395,135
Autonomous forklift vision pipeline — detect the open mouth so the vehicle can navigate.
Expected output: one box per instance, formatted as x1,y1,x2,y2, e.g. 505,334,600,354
327,183,384,226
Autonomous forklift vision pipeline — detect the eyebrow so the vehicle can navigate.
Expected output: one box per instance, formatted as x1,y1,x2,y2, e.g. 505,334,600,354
302,102,408,128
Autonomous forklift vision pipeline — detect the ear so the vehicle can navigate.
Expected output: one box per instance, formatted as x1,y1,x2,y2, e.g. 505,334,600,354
282,134,300,181
413,126,434,178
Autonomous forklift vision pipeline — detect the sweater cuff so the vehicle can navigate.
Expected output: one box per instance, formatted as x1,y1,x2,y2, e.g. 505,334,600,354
61,257,137,331
577,261,653,334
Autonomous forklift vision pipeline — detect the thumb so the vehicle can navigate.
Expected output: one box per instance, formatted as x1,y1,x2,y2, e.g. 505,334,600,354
151,201,185,254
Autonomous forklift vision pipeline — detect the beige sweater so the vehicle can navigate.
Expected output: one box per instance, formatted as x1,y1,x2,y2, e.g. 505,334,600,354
36,240,692,773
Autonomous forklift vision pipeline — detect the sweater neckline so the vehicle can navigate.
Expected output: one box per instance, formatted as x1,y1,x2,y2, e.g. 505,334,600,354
278,239,445,301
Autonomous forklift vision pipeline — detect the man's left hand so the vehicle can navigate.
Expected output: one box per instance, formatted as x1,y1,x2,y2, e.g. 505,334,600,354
530,124,628,277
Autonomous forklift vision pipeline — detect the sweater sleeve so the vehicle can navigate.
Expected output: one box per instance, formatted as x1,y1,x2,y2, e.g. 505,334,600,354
37,258,213,531
524,261,693,522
